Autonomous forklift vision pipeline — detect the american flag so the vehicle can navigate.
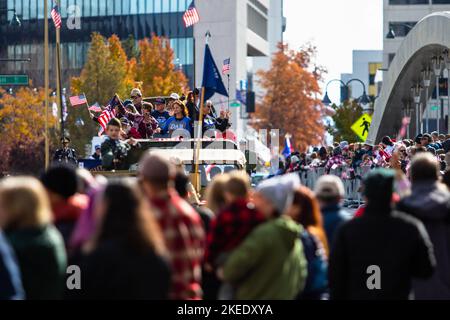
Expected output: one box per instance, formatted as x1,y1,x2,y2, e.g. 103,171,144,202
69,94,87,106
183,1,200,28
97,109,116,134
222,58,231,75
97,95,121,134
88,103,102,112
51,5,62,29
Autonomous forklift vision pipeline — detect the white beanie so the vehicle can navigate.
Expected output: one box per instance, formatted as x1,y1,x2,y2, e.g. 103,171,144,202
256,173,301,215
314,174,345,200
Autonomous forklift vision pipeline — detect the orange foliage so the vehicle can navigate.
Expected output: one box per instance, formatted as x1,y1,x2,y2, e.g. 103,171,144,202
253,43,326,152
136,35,188,97
0,87,57,173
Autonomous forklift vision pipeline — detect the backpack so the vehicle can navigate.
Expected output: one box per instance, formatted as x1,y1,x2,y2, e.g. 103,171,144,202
299,230,328,296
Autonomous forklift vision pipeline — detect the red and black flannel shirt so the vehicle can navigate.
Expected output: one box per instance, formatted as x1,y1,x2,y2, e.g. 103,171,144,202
150,190,205,300
204,198,265,268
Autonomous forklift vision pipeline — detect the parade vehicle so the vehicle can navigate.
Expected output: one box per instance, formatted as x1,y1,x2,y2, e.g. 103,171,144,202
79,138,249,188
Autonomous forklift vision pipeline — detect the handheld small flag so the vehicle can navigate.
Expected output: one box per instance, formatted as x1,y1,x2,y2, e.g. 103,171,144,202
69,94,87,106
282,135,293,159
222,58,231,75
51,5,62,29
183,1,200,28
97,109,116,134
97,94,122,134
202,44,229,101
89,103,102,113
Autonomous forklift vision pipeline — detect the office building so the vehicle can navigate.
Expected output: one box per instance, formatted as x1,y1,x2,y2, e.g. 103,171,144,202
340,50,383,102
384,0,450,68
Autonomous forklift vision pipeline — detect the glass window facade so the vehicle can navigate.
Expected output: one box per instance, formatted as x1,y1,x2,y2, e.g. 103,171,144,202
389,0,429,4
2,0,195,88
389,21,417,37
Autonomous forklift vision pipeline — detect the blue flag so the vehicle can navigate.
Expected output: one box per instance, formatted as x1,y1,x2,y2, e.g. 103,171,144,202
282,136,293,159
202,44,228,101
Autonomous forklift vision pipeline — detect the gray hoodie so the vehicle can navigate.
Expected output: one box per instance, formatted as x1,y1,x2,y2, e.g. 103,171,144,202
398,181,450,300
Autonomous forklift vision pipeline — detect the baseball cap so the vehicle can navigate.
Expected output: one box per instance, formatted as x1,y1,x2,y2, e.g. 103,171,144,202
95,145,101,150
154,97,165,105
130,88,142,97
170,93,180,100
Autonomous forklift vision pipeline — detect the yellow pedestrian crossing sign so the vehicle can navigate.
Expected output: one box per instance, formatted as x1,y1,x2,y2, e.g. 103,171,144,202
351,114,372,141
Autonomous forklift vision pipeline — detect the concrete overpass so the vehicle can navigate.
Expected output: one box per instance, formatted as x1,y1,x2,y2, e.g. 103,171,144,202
367,12,450,144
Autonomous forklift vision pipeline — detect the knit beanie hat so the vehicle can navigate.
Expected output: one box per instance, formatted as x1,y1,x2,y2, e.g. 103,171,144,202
256,173,300,215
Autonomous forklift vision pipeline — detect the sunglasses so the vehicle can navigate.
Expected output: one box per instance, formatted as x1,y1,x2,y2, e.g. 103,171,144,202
131,96,140,99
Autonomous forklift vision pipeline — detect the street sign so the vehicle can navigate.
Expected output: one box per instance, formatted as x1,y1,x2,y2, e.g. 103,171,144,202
0,74,29,86
230,102,241,108
351,113,372,141
431,105,439,111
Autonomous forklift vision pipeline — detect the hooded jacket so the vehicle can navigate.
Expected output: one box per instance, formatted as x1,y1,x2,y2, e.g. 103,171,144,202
329,204,435,300
397,181,450,299
223,216,308,300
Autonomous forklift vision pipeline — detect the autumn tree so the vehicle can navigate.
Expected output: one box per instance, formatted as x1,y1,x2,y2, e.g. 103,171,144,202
71,33,132,104
0,87,58,174
136,35,188,96
252,43,325,152
330,99,363,142
122,34,139,59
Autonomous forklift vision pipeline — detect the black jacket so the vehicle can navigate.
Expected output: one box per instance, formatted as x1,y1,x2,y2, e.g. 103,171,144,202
397,181,450,299
53,148,78,165
100,138,132,171
74,240,171,300
329,205,435,300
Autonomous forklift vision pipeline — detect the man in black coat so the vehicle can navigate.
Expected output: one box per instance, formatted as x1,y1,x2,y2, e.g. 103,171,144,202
329,168,435,300
397,153,450,299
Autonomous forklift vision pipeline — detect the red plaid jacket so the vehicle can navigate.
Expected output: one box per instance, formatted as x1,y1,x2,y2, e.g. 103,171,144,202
150,190,205,300
204,198,265,268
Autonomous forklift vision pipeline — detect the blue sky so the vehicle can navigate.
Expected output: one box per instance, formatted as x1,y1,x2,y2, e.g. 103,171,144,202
283,0,383,102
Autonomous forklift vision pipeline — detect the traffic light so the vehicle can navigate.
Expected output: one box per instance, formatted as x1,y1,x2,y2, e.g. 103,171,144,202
246,91,255,113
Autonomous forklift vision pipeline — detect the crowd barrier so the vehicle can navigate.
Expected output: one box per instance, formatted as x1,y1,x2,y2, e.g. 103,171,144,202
298,165,373,208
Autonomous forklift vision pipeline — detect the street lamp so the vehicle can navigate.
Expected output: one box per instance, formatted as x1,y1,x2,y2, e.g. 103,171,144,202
0,9,21,27
432,55,444,133
411,83,423,135
422,66,432,133
443,48,450,133
321,78,371,110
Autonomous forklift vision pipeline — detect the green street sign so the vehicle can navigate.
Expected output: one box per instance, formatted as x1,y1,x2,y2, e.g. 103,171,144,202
230,102,241,107
431,105,439,111
0,74,29,86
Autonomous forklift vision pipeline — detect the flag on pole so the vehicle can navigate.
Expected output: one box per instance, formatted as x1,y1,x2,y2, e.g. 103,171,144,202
183,1,200,28
202,44,229,101
51,4,62,29
69,94,87,106
62,91,68,121
222,58,231,75
88,103,102,112
282,135,293,159
52,101,58,118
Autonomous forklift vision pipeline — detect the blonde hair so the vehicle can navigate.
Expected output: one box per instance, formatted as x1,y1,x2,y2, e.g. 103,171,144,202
224,170,251,198
0,177,52,229
205,173,230,214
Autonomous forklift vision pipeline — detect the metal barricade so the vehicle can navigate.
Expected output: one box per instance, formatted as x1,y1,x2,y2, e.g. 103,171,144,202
298,164,372,208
